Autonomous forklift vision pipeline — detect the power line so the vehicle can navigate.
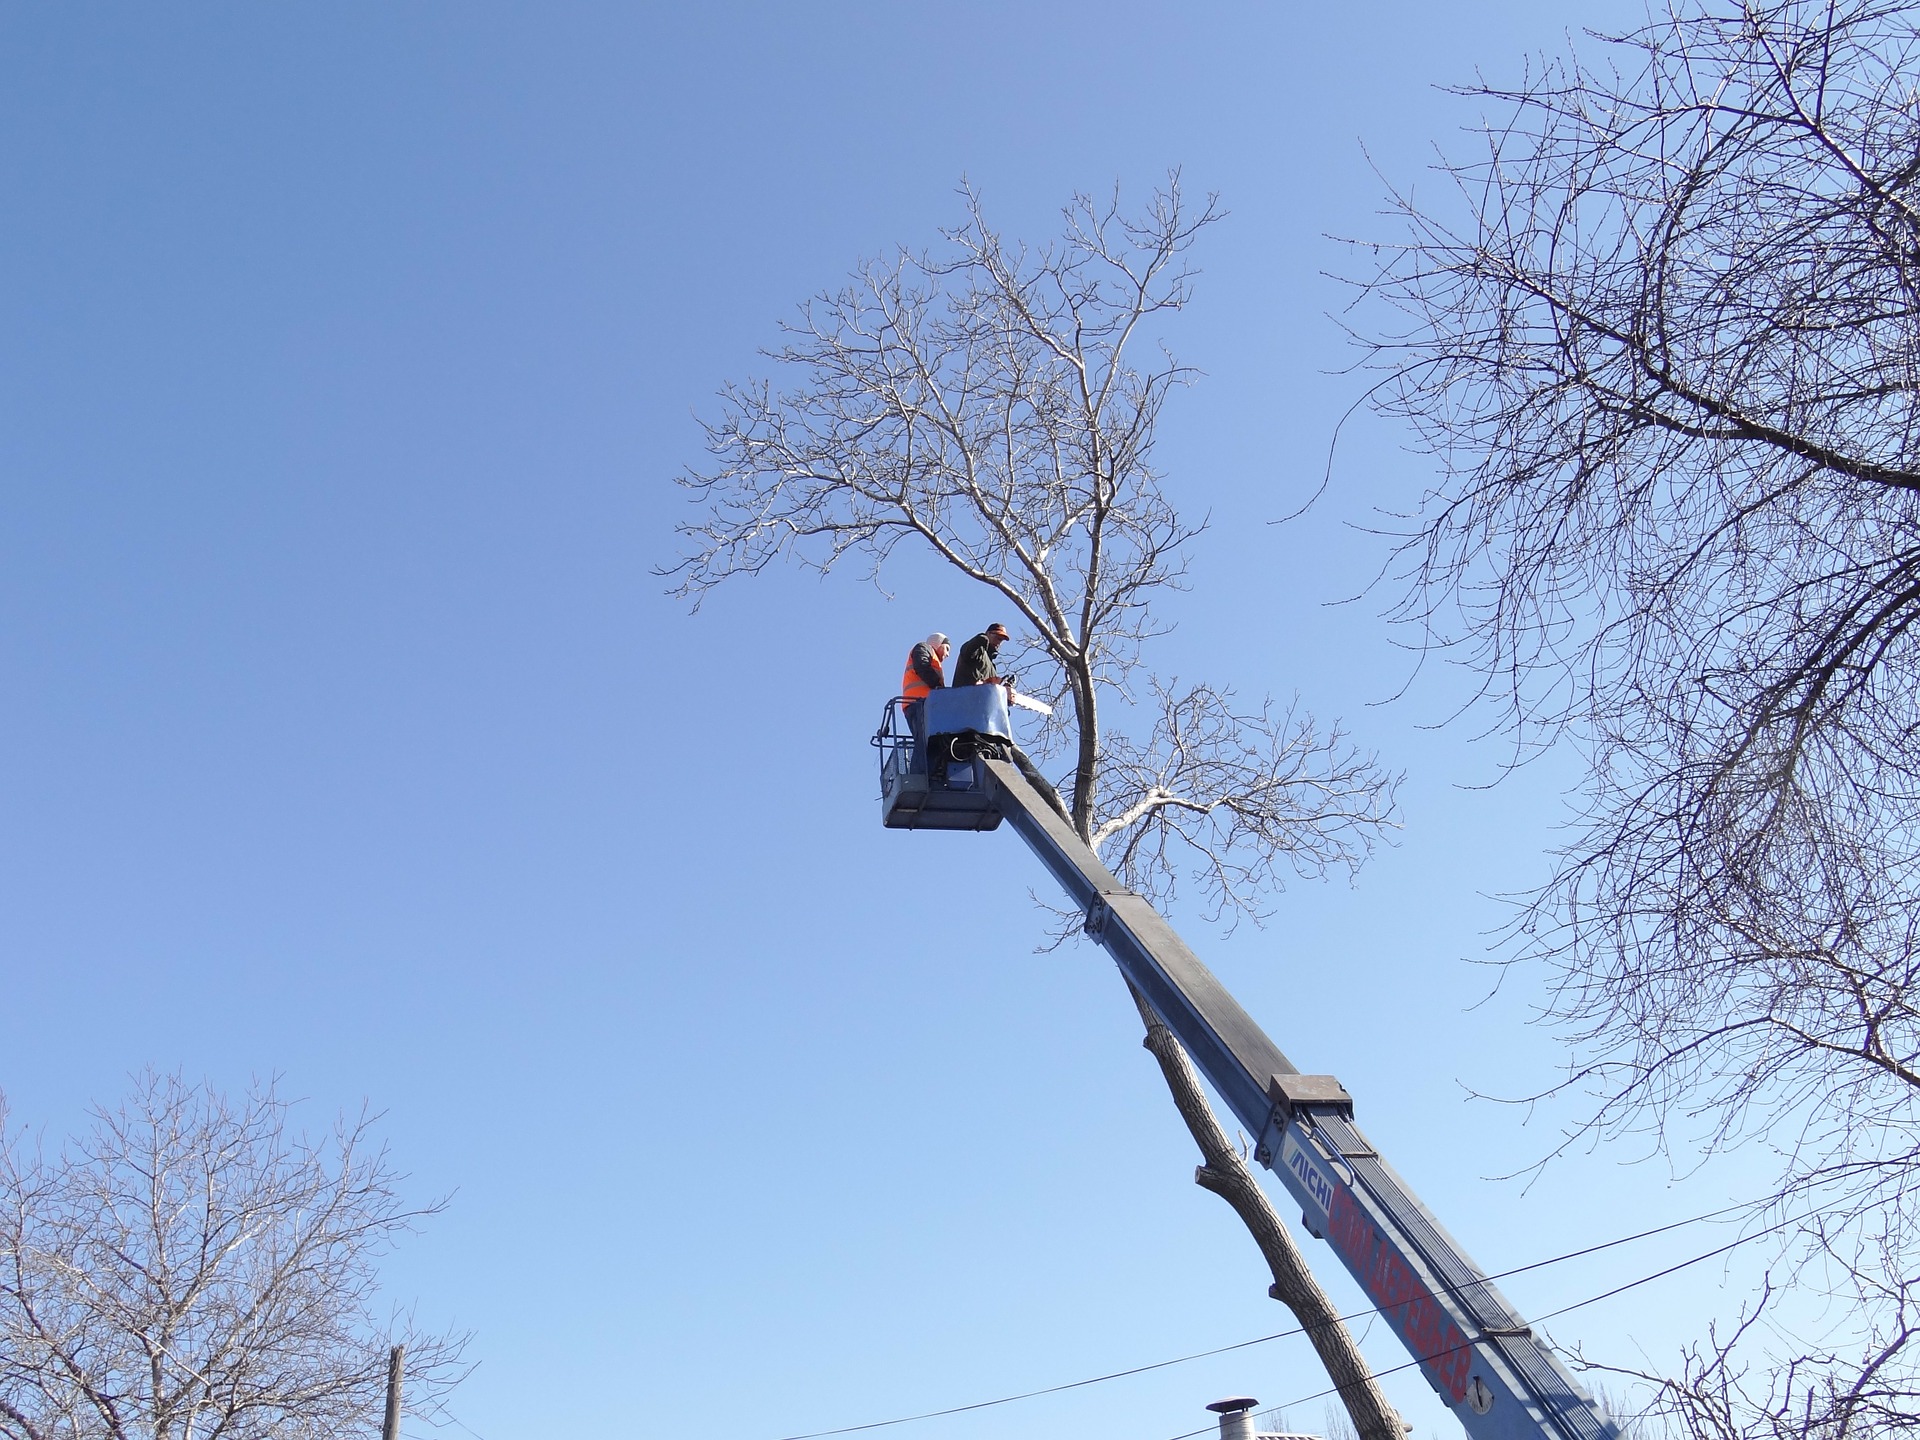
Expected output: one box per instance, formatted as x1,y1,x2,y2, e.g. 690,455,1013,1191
769,1195,1778,1440
1157,1206,1818,1440
416,1401,493,1440
770,1327,1300,1440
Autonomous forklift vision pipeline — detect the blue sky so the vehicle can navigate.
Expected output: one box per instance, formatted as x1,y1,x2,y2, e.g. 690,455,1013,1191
1,7,1777,1440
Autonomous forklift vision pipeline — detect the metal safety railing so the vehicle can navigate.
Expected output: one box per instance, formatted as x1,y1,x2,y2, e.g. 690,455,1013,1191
871,696,915,794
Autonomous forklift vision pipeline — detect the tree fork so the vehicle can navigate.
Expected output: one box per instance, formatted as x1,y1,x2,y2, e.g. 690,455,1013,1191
1132,987,1404,1440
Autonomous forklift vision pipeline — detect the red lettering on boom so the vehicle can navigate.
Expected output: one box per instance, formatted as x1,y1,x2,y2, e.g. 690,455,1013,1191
1325,1188,1472,1405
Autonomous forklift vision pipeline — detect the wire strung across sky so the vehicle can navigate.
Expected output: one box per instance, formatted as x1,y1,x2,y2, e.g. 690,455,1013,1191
770,1196,1797,1440
415,1398,494,1440
1142,1206,1821,1440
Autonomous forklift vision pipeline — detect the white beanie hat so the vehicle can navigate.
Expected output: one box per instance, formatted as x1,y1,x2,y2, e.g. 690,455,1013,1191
926,632,949,648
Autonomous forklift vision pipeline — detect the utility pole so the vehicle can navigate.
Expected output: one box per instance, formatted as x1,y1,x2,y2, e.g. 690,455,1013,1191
381,1345,404,1440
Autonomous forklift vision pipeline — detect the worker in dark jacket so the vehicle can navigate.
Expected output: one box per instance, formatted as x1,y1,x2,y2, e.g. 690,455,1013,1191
954,622,1012,689
949,623,1070,824
899,632,949,766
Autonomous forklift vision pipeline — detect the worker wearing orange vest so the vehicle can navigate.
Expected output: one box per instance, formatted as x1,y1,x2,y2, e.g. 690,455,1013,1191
900,633,949,767
902,633,949,707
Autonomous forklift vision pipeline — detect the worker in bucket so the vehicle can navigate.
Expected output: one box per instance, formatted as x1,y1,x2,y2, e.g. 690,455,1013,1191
900,632,949,765
951,622,1070,824
954,622,1015,690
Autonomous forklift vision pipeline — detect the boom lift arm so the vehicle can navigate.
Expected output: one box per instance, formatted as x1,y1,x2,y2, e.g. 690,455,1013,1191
977,758,1619,1440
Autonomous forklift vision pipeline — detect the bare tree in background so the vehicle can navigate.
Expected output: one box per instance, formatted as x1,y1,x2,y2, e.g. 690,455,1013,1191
0,1071,468,1440
1352,2,1920,1435
668,178,1405,1440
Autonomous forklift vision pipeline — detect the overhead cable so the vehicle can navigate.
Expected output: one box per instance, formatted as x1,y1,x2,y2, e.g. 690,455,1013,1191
771,1195,1779,1440
1153,1206,1818,1440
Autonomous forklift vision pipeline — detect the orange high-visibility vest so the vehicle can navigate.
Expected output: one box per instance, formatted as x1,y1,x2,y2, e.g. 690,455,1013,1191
901,647,937,705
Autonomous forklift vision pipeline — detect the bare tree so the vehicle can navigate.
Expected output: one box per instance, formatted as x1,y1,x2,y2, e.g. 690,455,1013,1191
0,1071,468,1440
1350,2,1920,1435
668,179,1404,1439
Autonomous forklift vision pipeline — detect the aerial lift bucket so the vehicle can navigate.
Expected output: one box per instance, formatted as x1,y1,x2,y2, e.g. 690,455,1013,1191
872,685,1013,831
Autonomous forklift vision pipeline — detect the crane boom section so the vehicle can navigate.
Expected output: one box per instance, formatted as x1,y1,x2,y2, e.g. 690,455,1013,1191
979,759,1618,1440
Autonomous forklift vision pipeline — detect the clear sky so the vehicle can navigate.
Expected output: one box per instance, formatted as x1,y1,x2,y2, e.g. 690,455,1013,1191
1,7,1775,1440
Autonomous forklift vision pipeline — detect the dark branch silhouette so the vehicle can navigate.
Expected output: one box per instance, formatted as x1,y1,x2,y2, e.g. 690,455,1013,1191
1350,3,1920,1434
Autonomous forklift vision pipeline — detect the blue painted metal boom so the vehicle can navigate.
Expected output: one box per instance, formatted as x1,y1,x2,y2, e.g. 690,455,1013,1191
977,758,1619,1440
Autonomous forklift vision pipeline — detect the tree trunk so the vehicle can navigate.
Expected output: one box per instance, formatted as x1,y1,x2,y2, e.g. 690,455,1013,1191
381,1345,404,1440
1068,662,1100,839
1127,986,1404,1440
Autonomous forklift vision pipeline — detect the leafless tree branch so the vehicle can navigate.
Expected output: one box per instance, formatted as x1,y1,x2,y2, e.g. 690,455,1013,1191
0,1072,469,1440
1348,2,1920,1433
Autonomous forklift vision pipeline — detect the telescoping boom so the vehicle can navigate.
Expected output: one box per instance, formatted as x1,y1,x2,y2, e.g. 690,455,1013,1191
980,756,1618,1440
879,691,1612,1440
872,687,1617,1440
983,756,1628,1440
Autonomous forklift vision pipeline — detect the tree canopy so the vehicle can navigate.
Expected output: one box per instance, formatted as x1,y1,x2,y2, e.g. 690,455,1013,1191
671,179,1399,919
0,1073,466,1440
1354,2,1920,1434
